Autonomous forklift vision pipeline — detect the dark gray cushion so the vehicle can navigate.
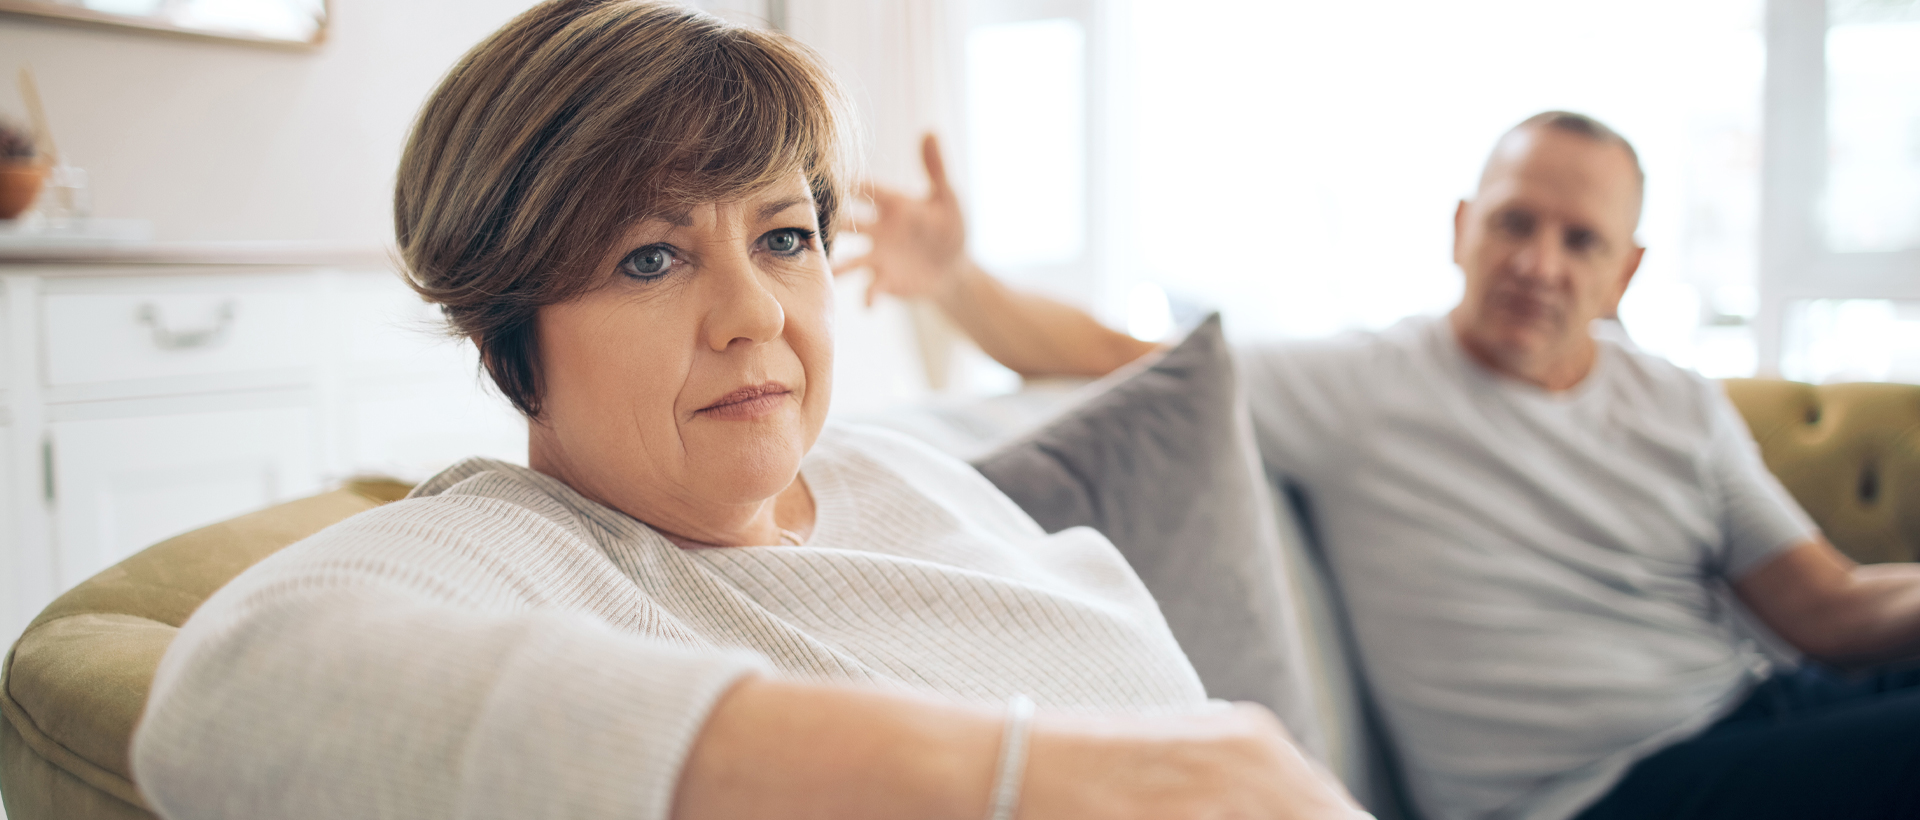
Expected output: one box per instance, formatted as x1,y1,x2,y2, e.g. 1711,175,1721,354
970,314,1325,757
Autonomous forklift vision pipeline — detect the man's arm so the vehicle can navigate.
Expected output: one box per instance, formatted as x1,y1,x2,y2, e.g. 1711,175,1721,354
835,134,1156,378
931,260,1161,378
1735,538,1920,669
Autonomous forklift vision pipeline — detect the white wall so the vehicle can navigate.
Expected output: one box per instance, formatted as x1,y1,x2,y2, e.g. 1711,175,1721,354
0,1,538,244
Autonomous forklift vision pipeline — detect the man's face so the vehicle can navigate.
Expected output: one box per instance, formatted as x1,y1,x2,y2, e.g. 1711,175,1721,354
1452,127,1645,373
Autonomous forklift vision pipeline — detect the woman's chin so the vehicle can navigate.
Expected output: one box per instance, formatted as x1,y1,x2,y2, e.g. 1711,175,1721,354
681,421,811,503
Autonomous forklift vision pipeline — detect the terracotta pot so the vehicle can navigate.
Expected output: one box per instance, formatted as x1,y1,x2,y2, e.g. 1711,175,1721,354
0,162,47,220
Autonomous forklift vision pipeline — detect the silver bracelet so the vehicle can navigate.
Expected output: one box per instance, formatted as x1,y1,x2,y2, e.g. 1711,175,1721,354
986,694,1037,820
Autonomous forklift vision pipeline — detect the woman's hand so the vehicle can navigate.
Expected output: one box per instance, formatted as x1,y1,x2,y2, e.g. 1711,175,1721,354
835,133,972,306
1023,702,1367,820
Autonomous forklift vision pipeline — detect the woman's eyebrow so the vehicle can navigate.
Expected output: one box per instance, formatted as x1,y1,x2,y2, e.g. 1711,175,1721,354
758,197,812,222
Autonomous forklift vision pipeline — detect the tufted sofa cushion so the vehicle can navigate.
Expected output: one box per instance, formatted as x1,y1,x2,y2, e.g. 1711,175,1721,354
0,479,410,820
1722,379,1920,564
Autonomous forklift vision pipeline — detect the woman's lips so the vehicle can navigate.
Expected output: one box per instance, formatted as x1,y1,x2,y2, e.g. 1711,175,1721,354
697,383,793,421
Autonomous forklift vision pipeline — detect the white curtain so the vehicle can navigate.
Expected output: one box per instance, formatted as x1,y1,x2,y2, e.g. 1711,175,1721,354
786,0,978,405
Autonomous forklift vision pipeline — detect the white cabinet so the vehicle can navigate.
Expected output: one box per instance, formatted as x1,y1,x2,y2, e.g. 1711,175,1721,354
0,428,13,659
320,267,527,481
49,405,320,587
0,249,527,645
338,378,525,483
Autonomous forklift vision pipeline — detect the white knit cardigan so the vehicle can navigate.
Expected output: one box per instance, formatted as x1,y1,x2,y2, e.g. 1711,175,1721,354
132,423,1208,820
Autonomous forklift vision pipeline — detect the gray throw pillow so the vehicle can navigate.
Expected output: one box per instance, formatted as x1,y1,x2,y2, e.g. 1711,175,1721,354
970,314,1326,758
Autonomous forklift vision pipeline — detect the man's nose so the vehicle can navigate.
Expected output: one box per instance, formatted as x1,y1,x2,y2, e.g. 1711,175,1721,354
702,248,785,352
1511,226,1568,286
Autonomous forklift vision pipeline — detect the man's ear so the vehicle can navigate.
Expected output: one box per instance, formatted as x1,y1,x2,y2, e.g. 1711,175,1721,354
1452,200,1470,268
1609,245,1647,312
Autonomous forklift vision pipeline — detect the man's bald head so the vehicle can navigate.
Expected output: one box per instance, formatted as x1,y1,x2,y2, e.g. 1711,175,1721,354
1451,110,1649,390
1479,111,1644,228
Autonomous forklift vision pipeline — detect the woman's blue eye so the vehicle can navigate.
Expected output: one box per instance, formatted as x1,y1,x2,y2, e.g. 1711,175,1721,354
767,229,807,255
622,247,671,277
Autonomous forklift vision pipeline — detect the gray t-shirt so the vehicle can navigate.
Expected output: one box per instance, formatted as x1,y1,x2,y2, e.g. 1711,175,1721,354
1238,314,1818,820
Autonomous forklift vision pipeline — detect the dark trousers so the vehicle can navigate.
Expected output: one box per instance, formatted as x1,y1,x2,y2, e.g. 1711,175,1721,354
1576,664,1920,820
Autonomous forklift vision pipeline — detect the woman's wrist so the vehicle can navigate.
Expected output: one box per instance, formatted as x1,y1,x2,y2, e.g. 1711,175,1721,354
985,694,1037,820
673,676,1004,820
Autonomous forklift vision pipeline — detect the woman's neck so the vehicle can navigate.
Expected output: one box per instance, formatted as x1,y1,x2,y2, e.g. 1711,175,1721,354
661,476,816,549
527,429,817,548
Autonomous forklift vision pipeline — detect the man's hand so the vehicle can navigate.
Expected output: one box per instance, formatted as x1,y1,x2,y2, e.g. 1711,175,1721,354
834,133,1157,378
836,133,970,306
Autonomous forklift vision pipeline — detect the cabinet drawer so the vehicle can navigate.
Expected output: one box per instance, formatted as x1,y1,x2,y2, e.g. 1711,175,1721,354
43,278,318,388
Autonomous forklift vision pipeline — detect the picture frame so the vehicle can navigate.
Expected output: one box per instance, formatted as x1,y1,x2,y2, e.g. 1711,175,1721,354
0,0,328,48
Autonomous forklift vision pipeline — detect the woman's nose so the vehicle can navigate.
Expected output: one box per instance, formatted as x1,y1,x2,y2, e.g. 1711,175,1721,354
702,251,786,351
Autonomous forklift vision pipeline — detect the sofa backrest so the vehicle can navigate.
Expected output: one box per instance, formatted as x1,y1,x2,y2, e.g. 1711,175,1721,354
1723,379,1919,564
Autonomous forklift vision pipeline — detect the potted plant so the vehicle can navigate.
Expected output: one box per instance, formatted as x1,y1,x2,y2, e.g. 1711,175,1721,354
0,118,44,220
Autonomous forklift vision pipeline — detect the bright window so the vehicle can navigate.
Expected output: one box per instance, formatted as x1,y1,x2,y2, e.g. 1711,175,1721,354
1761,0,1920,384
959,0,1915,384
1783,299,1920,382
1823,10,1920,252
1112,0,1765,380
966,18,1088,271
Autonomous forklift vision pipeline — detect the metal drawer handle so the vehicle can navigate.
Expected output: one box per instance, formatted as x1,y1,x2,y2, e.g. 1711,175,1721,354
135,301,236,350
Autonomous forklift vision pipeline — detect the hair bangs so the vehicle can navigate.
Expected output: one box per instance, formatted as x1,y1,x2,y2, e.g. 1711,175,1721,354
614,28,851,250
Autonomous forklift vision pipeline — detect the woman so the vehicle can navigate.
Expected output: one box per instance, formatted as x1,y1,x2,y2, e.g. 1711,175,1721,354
131,3,1359,818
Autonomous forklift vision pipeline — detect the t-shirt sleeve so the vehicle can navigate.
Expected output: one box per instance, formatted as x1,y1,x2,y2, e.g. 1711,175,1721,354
1705,386,1821,578
1233,340,1361,483
131,529,767,820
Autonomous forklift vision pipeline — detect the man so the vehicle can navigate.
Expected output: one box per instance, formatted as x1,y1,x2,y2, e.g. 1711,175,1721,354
837,116,1920,820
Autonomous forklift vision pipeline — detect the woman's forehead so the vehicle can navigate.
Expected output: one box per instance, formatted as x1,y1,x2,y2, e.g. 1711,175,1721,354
642,171,817,225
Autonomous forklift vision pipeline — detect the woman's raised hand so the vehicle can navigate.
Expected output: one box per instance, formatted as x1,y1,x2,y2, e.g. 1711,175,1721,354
1023,702,1370,820
835,133,973,307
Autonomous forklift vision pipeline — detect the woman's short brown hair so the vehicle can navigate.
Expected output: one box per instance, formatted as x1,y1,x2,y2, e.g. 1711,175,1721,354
395,0,851,417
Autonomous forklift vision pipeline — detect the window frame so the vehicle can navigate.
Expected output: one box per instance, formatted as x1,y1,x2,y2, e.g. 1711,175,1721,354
1757,0,1920,375
964,0,1121,318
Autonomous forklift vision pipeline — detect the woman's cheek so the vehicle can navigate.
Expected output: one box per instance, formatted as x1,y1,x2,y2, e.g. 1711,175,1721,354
790,270,835,417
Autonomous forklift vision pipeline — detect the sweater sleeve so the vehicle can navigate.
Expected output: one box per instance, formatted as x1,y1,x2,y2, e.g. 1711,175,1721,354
1704,385,1821,579
131,540,766,820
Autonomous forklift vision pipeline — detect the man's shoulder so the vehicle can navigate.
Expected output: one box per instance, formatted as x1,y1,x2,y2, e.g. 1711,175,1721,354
1234,314,1444,394
1231,316,1452,471
1593,335,1726,429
